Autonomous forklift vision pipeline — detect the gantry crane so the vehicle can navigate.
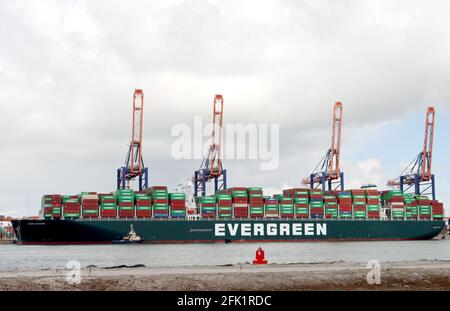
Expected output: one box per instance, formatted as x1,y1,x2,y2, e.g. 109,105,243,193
194,95,227,197
117,89,149,191
302,102,344,191
387,107,436,199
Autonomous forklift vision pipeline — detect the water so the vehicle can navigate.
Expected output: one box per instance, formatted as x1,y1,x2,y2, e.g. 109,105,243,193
1,240,449,272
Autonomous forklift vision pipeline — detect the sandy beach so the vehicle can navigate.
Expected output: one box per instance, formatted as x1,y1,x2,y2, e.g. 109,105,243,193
0,260,449,291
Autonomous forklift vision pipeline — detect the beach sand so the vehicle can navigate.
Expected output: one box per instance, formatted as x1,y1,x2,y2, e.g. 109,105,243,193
0,260,449,291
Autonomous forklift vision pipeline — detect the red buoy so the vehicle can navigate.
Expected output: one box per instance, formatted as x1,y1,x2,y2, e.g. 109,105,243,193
252,247,268,264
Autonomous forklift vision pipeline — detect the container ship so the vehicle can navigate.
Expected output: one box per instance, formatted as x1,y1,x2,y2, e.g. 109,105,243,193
11,92,445,244
12,187,445,244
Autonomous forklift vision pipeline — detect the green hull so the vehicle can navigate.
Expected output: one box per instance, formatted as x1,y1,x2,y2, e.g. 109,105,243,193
12,219,445,244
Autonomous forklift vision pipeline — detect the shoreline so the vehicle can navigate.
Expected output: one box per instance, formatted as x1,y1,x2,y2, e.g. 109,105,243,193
1,260,450,291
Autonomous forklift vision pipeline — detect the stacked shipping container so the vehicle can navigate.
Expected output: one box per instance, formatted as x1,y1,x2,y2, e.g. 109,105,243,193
351,189,367,219
81,192,99,219
149,186,169,218
136,191,152,218
382,190,405,219
99,193,117,218
366,189,381,219
170,193,186,218
231,187,248,218
309,189,324,219
283,188,309,218
248,187,264,218
39,187,444,221
217,194,232,218
41,194,62,219
116,189,135,218
62,195,81,219
200,196,216,218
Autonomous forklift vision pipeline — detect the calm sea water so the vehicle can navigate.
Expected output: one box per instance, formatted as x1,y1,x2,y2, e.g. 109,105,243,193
1,240,449,272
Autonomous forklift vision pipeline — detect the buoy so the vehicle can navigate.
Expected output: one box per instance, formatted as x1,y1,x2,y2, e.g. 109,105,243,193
252,246,268,264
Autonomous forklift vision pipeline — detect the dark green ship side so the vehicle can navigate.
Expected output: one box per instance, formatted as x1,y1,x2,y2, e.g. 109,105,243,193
12,219,445,244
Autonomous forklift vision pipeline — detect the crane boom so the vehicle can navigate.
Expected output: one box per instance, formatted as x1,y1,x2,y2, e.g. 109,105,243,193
329,102,343,179
209,95,224,177
421,107,435,181
128,90,144,178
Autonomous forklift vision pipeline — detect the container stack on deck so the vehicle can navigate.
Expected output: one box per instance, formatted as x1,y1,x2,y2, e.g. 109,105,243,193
40,187,444,221
231,187,248,218
366,189,381,219
217,194,232,218
99,193,117,218
248,187,264,218
404,193,417,219
149,186,169,218
135,191,152,218
62,195,80,219
337,191,352,218
116,189,135,218
382,190,405,219
81,192,99,219
432,200,444,219
416,195,432,220
324,192,338,219
41,194,62,219
284,188,310,219
264,197,279,218
309,189,324,219
351,189,367,219
170,193,186,218
200,196,216,219
279,197,294,218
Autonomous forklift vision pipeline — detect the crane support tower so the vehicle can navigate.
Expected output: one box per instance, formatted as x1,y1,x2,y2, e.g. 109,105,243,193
387,107,436,199
117,89,149,191
303,102,344,192
194,95,227,197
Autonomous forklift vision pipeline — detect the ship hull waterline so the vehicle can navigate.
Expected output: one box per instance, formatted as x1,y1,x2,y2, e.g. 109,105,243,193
11,219,445,245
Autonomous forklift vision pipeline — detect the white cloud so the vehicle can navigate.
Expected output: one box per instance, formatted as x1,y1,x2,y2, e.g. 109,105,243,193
344,158,385,189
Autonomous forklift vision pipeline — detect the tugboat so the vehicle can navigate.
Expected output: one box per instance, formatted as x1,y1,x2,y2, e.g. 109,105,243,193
112,225,143,244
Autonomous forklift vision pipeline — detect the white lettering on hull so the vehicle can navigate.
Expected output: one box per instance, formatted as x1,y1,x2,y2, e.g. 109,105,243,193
214,223,328,237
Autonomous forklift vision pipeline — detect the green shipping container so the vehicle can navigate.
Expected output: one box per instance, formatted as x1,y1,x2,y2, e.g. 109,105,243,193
170,193,186,200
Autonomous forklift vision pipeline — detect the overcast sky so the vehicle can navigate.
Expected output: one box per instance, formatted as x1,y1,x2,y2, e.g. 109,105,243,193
1,0,449,216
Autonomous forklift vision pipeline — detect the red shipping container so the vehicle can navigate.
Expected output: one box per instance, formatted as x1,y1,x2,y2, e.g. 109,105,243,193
338,198,352,204
136,200,152,206
118,210,134,218
280,213,294,218
250,214,264,218
309,194,323,200
136,210,152,218
264,199,278,204
233,198,248,204
295,214,309,219
350,189,365,195
388,197,404,203
366,190,379,195
100,210,117,218
366,199,379,205
202,214,215,219
150,186,168,191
